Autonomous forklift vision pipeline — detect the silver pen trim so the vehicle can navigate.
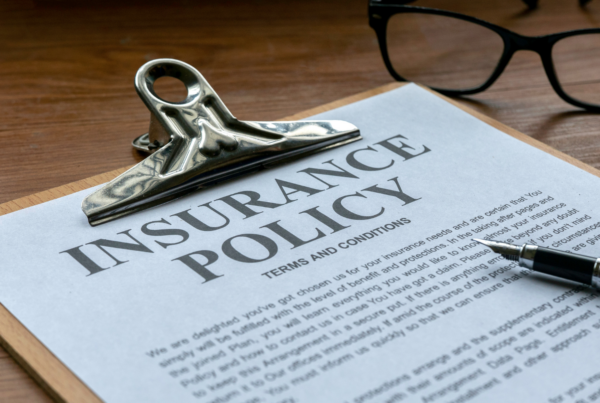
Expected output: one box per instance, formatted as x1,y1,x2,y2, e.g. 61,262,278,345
472,239,537,269
519,244,538,270
592,258,600,290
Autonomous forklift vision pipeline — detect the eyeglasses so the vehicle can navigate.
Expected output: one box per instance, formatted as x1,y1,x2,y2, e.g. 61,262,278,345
369,0,600,112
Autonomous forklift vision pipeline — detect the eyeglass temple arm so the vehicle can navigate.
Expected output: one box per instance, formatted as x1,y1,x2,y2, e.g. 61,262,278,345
371,0,593,9
523,0,592,9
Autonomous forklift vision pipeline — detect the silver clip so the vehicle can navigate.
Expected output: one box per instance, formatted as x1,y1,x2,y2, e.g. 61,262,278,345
82,59,361,226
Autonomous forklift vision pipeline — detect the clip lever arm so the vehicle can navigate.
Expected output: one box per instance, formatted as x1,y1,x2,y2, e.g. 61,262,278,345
82,59,361,226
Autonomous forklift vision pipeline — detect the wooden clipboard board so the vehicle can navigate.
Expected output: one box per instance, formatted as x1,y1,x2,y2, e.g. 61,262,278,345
1,82,599,402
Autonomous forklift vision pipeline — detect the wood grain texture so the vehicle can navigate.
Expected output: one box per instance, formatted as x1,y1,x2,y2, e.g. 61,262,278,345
1,0,600,400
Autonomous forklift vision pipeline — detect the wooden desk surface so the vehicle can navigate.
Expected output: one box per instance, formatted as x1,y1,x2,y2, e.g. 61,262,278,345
1,0,599,400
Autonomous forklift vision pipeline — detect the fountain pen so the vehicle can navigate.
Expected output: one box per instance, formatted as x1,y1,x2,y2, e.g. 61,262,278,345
473,239,600,290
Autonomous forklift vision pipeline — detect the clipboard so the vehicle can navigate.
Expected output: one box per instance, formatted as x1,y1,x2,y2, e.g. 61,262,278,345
1,81,599,403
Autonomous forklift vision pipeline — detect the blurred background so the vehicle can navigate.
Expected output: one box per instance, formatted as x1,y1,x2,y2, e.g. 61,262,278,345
1,0,600,204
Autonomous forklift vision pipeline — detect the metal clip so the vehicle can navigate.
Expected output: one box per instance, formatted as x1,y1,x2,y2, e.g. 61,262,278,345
82,59,361,226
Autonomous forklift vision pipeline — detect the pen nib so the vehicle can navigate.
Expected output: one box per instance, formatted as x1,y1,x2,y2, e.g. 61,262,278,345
473,239,521,261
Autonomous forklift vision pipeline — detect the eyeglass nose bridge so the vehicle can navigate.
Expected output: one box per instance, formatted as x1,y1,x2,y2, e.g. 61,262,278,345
507,33,549,55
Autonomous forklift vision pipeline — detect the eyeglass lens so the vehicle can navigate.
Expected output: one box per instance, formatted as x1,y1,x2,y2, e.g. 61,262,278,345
386,13,504,92
552,33,600,106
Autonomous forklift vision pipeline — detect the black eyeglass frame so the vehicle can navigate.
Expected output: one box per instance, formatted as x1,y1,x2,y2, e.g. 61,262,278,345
369,1,600,112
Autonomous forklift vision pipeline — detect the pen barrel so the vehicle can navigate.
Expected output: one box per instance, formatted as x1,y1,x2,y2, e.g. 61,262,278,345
532,247,596,286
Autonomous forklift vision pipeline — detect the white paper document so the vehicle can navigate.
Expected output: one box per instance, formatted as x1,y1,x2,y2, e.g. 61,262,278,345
3,84,600,403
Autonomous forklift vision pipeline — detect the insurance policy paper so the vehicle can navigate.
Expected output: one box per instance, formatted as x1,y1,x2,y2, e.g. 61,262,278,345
2,84,600,403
